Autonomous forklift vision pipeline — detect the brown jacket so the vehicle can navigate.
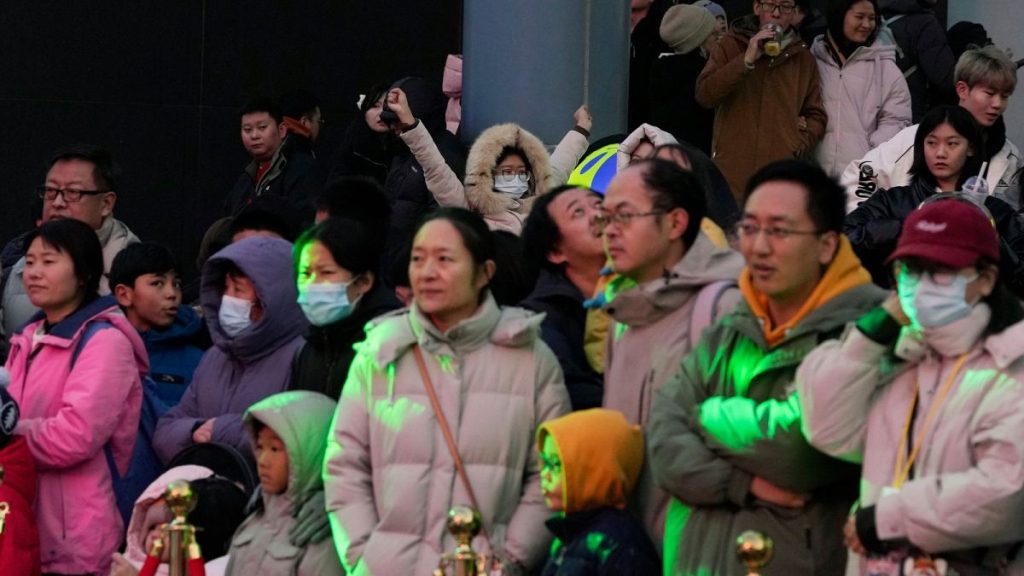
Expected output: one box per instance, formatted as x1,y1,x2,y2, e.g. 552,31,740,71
696,14,827,201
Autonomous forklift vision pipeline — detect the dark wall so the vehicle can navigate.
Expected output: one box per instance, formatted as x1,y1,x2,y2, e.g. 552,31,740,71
0,1,461,279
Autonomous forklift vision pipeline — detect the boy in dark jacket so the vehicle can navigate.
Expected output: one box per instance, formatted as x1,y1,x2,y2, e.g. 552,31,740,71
111,242,206,407
537,409,659,575
0,387,41,576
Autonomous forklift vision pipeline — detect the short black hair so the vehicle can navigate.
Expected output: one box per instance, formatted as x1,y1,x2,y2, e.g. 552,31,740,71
25,219,104,302
239,97,283,124
744,160,846,234
47,145,120,192
293,217,383,277
636,159,706,247
187,476,248,559
109,242,179,291
909,105,985,190
489,230,537,306
229,206,295,241
316,176,391,224
522,184,599,272
278,89,319,121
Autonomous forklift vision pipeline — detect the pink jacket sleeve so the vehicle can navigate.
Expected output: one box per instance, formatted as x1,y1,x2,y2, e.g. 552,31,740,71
18,329,141,471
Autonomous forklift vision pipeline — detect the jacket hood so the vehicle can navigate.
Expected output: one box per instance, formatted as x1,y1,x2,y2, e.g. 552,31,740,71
604,232,744,326
124,465,214,566
141,304,203,346
536,409,644,514
27,295,150,380
739,235,878,347
200,237,308,362
984,316,1024,370
244,391,336,507
358,292,543,368
0,436,37,507
464,123,556,217
811,35,897,66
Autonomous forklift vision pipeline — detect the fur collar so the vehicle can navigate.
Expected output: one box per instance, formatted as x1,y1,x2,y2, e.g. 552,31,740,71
463,123,557,216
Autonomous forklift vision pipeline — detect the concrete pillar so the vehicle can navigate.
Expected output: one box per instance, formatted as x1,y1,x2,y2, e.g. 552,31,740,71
461,0,630,145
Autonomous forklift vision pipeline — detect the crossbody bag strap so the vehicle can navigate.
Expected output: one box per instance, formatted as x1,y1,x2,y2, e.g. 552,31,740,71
413,345,497,551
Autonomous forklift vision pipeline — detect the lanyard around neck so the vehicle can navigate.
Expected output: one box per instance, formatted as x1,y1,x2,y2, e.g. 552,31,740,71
892,353,969,489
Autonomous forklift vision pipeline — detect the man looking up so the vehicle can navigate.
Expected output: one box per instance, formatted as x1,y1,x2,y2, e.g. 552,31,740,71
600,159,744,550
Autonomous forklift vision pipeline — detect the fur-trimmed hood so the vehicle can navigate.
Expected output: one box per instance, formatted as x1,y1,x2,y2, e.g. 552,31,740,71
464,123,557,216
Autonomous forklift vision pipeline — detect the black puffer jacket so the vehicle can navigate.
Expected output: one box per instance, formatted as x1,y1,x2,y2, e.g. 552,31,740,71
224,136,319,227
845,178,1024,297
380,77,467,285
289,280,402,400
879,0,957,122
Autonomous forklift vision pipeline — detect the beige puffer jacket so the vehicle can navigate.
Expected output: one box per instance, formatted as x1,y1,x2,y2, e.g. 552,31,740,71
324,294,571,575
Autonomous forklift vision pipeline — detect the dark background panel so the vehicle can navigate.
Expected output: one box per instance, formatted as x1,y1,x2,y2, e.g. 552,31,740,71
0,0,462,279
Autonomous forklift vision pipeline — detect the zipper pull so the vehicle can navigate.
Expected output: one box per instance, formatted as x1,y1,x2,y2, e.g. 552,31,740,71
0,501,9,534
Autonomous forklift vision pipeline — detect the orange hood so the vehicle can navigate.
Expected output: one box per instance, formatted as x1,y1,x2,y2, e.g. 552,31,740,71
536,409,644,514
740,235,871,348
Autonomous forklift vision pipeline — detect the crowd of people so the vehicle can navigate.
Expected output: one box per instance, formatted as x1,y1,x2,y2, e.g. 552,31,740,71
1,0,1023,575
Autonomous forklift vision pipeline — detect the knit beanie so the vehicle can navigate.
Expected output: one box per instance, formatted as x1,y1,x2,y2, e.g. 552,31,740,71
660,4,717,55
0,385,19,448
694,0,727,21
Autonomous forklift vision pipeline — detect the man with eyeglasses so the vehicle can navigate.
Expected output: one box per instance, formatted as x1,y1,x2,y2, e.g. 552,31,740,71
696,0,827,203
0,145,140,338
647,160,883,575
599,158,744,552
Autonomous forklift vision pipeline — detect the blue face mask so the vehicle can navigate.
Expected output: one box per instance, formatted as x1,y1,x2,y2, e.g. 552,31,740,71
897,269,977,329
297,281,357,326
218,294,254,338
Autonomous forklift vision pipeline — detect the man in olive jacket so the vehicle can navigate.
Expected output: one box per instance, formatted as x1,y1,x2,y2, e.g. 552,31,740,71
649,160,884,575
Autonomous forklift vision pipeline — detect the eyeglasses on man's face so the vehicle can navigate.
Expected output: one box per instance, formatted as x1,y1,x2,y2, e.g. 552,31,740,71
759,0,796,14
36,186,107,203
735,221,821,241
594,210,665,229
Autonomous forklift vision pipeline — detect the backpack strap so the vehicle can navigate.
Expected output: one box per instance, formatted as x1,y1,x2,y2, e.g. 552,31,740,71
70,321,123,482
689,280,737,343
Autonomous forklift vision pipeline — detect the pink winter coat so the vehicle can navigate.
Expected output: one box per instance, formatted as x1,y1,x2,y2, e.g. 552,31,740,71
6,296,147,575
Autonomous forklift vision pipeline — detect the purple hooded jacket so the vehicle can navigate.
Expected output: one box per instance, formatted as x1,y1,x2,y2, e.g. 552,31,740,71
153,236,307,465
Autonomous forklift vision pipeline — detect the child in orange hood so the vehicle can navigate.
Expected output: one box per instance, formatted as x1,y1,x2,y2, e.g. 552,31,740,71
537,409,660,575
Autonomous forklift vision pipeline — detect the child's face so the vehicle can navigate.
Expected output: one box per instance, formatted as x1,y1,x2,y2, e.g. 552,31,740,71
118,271,182,332
957,81,1012,127
255,426,289,495
539,435,564,512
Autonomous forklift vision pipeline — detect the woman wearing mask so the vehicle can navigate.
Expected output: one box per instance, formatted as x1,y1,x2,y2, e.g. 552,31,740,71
5,219,147,575
153,236,307,465
798,197,1024,574
290,217,402,399
845,105,1024,294
812,0,911,178
384,88,591,234
324,208,570,575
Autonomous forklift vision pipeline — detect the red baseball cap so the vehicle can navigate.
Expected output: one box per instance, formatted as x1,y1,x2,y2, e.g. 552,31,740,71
887,198,1000,268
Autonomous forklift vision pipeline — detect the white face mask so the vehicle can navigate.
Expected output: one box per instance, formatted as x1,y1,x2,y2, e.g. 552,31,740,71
219,294,254,337
897,269,976,329
297,281,358,326
493,174,529,198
